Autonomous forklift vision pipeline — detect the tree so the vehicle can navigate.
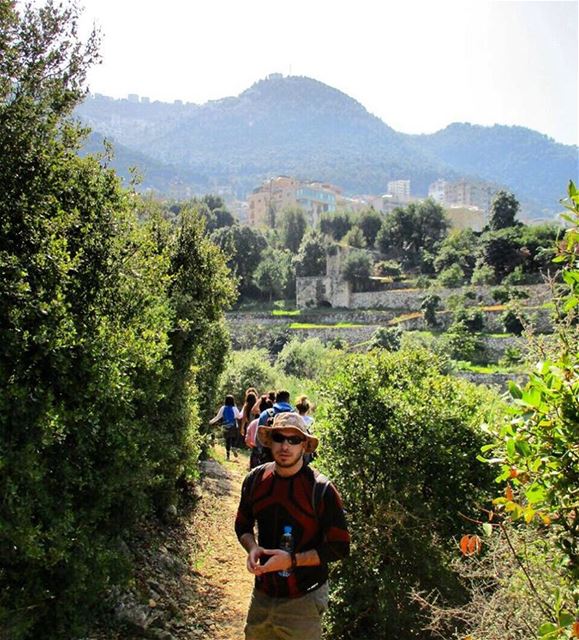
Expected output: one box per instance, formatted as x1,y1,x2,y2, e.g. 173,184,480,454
316,348,499,639
479,227,525,282
434,229,479,280
210,224,267,295
437,263,466,287
254,248,291,301
320,210,353,240
518,222,561,275
277,207,307,253
293,230,327,277
376,200,449,270
356,208,383,247
421,293,441,328
0,4,234,636
343,225,367,248
341,249,372,289
369,326,402,351
488,190,520,230
481,183,579,636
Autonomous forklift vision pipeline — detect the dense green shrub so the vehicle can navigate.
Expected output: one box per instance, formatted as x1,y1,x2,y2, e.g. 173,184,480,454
501,307,526,335
472,183,578,637
0,4,233,637
276,337,333,380
501,264,528,286
218,348,278,404
369,326,402,351
452,306,485,333
439,325,485,362
437,263,466,287
470,262,496,285
373,259,402,277
316,348,502,639
420,293,441,328
341,249,372,289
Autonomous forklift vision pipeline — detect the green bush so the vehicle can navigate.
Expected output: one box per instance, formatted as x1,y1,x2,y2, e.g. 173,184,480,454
437,263,466,287
276,337,332,380
452,306,485,333
0,5,233,636
218,349,278,404
439,326,485,362
373,260,402,277
502,264,528,286
316,348,502,639
369,326,402,351
501,308,526,335
420,293,441,328
470,262,496,285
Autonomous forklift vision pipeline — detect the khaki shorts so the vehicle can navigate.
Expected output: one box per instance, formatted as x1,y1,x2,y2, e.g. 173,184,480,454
245,582,329,640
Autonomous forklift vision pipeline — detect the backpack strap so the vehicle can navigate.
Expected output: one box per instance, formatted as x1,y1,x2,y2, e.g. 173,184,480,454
311,470,331,522
245,462,274,502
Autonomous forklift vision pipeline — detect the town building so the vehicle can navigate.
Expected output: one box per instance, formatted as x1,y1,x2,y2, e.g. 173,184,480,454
445,205,485,232
247,176,338,227
387,179,411,202
429,178,496,213
428,179,447,204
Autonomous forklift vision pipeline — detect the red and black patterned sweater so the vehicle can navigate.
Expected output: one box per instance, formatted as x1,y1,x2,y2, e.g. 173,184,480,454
235,462,350,599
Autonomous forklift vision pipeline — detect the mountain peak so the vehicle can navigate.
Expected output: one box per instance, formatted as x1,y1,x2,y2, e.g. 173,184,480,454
239,74,373,119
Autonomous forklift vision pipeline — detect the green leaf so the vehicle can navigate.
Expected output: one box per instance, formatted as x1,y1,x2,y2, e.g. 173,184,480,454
538,622,558,636
558,611,574,627
482,522,493,538
508,381,523,399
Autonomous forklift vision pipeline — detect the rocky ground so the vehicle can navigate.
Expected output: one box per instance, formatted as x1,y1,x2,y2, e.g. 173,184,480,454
88,447,253,640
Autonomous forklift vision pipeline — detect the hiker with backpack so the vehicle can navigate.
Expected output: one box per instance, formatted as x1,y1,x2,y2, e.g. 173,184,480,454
245,395,273,470
252,389,295,467
209,394,243,461
235,412,350,640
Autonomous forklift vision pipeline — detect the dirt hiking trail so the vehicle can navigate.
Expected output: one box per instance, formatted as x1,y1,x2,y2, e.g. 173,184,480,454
90,446,254,640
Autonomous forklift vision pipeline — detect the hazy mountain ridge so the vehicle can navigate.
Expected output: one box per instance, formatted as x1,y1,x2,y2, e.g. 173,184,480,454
76,75,578,215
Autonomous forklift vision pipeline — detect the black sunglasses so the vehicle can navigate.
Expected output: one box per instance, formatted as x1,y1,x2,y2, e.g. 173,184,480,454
271,432,306,445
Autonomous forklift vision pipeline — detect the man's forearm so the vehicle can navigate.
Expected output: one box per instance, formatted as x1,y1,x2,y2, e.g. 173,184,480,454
295,548,321,567
240,532,258,553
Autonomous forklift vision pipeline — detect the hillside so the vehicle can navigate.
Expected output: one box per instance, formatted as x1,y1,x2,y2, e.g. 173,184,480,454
76,75,578,216
412,123,576,218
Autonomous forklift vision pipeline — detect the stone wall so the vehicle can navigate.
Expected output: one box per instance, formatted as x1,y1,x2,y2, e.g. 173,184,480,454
394,307,553,334
296,276,551,313
349,284,551,311
456,371,528,391
296,276,351,308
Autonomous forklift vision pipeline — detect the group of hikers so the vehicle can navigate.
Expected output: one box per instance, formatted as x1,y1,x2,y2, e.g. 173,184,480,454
209,388,315,467
209,388,350,640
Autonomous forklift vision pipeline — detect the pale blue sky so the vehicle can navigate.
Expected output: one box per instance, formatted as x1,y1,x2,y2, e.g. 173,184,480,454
75,0,578,145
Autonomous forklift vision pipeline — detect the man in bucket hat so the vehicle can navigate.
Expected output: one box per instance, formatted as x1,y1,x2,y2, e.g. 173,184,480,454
235,412,350,640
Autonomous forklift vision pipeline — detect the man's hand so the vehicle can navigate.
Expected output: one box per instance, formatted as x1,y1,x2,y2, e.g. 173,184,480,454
251,549,291,575
246,545,276,574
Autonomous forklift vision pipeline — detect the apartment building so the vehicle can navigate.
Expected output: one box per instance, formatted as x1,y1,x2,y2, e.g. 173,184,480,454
429,178,495,213
428,179,447,204
387,179,411,202
247,176,338,227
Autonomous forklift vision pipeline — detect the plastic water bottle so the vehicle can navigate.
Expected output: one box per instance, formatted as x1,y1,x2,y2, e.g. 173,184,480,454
278,525,294,577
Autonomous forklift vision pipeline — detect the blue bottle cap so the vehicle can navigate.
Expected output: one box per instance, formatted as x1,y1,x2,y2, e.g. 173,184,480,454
283,525,292,534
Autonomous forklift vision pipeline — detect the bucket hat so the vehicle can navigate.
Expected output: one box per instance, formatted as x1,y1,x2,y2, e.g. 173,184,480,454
257,412,318,454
